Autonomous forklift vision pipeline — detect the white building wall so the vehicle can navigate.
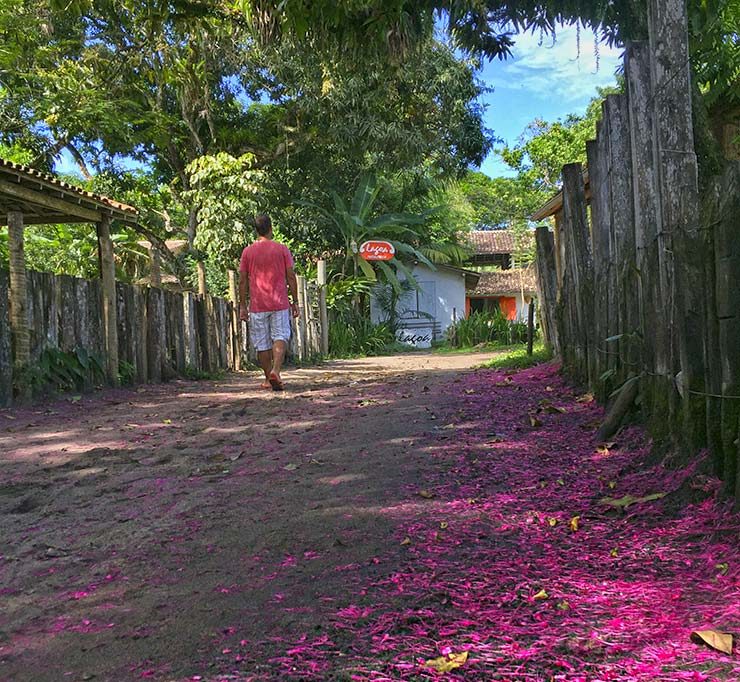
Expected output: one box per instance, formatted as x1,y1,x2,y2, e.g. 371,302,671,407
369,264,468,339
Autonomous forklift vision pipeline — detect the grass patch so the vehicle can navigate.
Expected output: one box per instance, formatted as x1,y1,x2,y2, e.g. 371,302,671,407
434,341,519,355
478,343,553,370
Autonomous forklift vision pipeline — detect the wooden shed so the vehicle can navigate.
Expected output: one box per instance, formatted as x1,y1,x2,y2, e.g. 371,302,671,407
0,158,138,395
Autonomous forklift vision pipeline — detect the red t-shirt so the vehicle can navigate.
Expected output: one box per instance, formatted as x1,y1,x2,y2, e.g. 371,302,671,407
239,239,294,313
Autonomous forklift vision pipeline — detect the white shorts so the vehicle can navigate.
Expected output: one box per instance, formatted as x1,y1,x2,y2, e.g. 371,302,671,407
249,309,291,352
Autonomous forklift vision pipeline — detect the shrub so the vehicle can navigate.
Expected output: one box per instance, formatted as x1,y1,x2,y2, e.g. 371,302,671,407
447,310,530,348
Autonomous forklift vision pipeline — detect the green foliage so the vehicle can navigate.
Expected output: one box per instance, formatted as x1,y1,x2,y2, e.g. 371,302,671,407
185,153,263,269
458,171,545,229
499,87,621,194
16,346,105,397
479,342,553,370
302,172,436,292
447,311,529,348
329,315,395,358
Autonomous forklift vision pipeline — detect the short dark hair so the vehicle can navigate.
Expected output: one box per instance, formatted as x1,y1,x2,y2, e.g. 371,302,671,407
254,214,272,236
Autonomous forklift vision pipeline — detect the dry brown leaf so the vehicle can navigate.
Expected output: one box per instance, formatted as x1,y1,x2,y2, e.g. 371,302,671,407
690,629,733,655
576,392,595,403
600,492,666,509
569,515,580,532
400,537,411,546
418,489,435,499
529,414,542,428
533,589,549,600
547,517,558,527
440,521,448,530
425,651,469,673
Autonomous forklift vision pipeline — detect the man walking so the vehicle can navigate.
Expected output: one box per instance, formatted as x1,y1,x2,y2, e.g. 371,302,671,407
239,215,299,391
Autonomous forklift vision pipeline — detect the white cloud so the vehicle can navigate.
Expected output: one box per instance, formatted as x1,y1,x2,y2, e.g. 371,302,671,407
497,24,623,104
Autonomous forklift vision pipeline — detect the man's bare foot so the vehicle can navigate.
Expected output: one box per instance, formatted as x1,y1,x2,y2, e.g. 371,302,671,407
268,371,284,391
260,380,271,389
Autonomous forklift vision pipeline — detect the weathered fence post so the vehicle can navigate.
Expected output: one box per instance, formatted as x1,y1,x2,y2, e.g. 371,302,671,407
561,163,595,386
648,0,707,449
149,244,162,288
146,287,164,382
625,41,669,433
317,259,329,356
227,269,241,370
534,226,559,356
96,214,119,384
712,162,740,500
605,94,638,385
586,137,609,396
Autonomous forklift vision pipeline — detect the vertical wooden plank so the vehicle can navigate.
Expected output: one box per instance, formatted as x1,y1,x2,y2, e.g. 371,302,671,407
586,135,612,394
133,285,148,383
648,0,706,448
97,215,119,384
183,292,199,371
534,226,559,356
59,275,77,352
296,275,308,362
712,162,740,500
626,40,671,433
605,94,638,384
561,163,595,387
317,260,329,356
0,270,12,406
147,287,163,383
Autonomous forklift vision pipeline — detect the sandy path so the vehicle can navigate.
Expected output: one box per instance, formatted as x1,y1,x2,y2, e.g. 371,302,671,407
1,351,737,681
0,351,498,681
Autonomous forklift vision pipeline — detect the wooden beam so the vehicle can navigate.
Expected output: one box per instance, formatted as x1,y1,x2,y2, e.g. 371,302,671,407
8,210,30,399
97,214,119,385
0,178,101,223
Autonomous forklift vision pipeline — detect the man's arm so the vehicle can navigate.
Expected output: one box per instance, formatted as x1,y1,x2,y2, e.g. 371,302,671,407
239,270,249,321
286,266,299,317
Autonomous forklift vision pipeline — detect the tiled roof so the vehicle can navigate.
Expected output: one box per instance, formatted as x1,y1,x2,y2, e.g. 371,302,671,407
467,267,537,296
465,230,535,255
0,157,138,216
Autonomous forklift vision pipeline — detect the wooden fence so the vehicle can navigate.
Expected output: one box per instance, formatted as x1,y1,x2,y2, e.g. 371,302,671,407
0,267,327,406
535,0,740,504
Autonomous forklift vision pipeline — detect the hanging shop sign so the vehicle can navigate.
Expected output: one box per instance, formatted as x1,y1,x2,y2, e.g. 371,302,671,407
359,240,395,261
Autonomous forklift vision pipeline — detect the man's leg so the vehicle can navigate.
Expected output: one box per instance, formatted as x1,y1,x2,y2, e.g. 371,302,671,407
258,350,273,386
249,312,273,388
268,309,292,385
271,340,287,379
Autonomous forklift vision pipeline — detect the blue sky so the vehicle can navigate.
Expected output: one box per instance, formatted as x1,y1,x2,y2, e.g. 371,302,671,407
477,24,622,177
58,25,622,181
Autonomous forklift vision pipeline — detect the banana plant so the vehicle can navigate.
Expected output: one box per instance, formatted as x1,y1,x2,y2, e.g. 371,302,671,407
301,172,437,293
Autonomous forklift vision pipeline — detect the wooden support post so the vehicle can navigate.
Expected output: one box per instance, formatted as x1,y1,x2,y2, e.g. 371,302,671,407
317,259,329,356
526,297,535,357
648,0,706,449
0,271,12,406
97,214,119,384
8,210,30,399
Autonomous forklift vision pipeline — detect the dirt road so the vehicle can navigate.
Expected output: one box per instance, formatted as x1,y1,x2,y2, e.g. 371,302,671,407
1,352,738,681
